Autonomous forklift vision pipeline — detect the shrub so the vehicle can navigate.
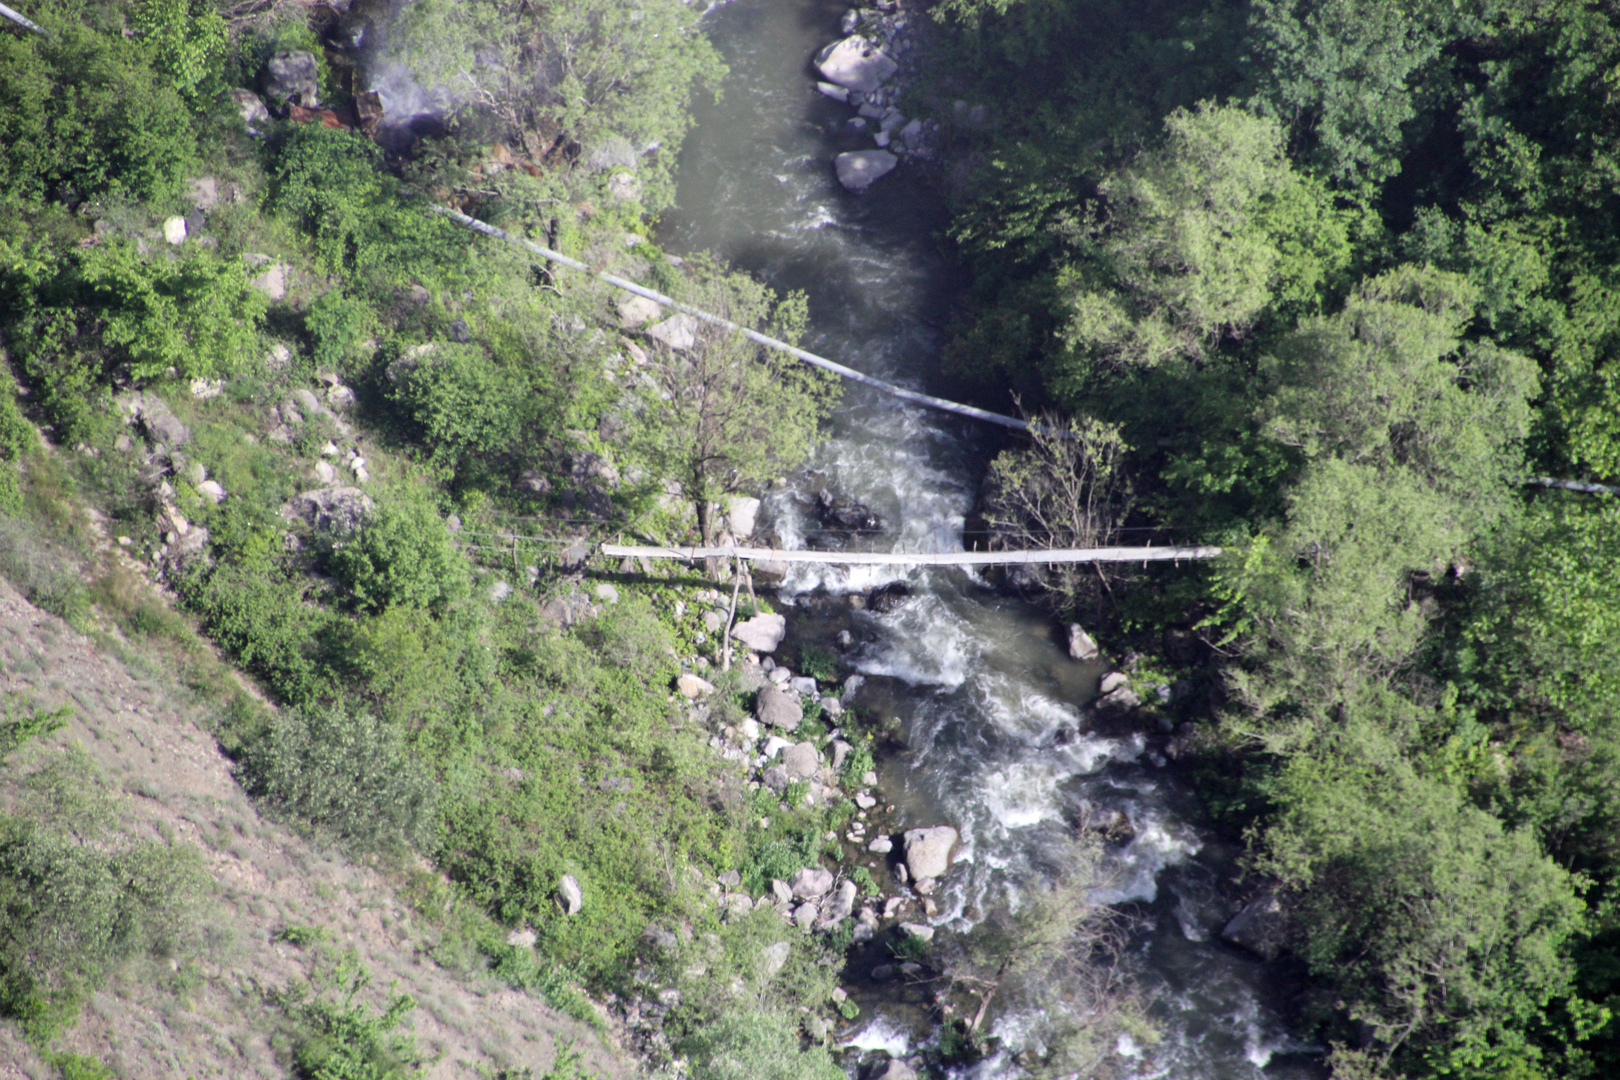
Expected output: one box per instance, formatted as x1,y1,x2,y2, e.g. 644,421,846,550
240,704,439,855
277,953,423,1080
331,493,471,613
268,124,470,285
389,342,526,468
0,750,206,1042
132,0,227,104
180,558,339,706
6,241,264,441
305,291,379,372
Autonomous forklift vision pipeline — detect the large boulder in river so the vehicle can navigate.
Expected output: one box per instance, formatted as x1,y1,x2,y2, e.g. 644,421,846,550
755,684,803,732
1068,623,1100,661
868,1058,919,1080
734,611,786,653
1221,887,1288,961
903,826,958,881
835,150,898,192
263,51,319,108
815,35,898,93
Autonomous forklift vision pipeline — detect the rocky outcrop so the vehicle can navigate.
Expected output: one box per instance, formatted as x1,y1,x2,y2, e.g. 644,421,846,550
135,397,191,447
903,826,957,881
263,51,319,109
281,487,373,535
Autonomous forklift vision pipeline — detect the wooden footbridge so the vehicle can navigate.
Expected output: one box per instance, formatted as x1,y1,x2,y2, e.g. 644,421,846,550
600,542,1223,566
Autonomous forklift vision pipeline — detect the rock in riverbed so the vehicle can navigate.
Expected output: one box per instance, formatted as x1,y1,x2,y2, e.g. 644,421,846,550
835,150,898,191
903,826,958,881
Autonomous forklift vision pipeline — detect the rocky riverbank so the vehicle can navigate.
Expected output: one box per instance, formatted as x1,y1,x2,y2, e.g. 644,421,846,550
814,2,940,191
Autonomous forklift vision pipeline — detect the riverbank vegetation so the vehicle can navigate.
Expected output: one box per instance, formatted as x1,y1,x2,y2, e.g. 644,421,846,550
0,2,853,1078
924,0,1620,1076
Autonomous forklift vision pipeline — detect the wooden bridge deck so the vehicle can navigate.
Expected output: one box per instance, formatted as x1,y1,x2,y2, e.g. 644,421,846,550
600,543,1223,566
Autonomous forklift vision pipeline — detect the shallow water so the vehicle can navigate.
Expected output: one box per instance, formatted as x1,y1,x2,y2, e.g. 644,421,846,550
658,2,1315,1076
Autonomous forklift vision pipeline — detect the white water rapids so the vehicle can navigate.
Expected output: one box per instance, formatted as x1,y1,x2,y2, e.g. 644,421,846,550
655,2,1322,1076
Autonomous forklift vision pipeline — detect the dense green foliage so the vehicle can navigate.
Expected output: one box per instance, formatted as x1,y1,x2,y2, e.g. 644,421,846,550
0,3,848,1076
928,0,1620,1075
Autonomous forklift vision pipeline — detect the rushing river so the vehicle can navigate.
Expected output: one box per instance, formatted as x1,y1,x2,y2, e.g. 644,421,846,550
658,3,1318,1076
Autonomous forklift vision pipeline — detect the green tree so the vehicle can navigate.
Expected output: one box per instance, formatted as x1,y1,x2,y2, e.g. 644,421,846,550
1459,494,1620,731
375,0,724,210
1261,265,1539,521
132,0,227,103
1246,0,1456,188
981,412,1132,614
0,10,196,204
622,260,840,544
1258,731,1584,1074
1057,102,1350,373
934,838,1150,1078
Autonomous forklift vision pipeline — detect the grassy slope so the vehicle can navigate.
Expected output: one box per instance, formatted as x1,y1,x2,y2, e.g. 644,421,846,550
0,566,630,1080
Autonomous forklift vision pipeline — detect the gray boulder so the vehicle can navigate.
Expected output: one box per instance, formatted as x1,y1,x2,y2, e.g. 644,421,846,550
617,294,663,329
755,684,803,733
789,867,835,900
264,51,319,108
1221,888,1287,961
827,879,858,922
868,1058,918,1080
903,826,958,881
835,150,898,192
734,612,787,653
815,35,899,93
281,487,373,534
782,741,820,782
760,940,791,977
137,398,191,447
230,88,270,125
725,496,761,539
762,765,791,794
646,313,698,351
